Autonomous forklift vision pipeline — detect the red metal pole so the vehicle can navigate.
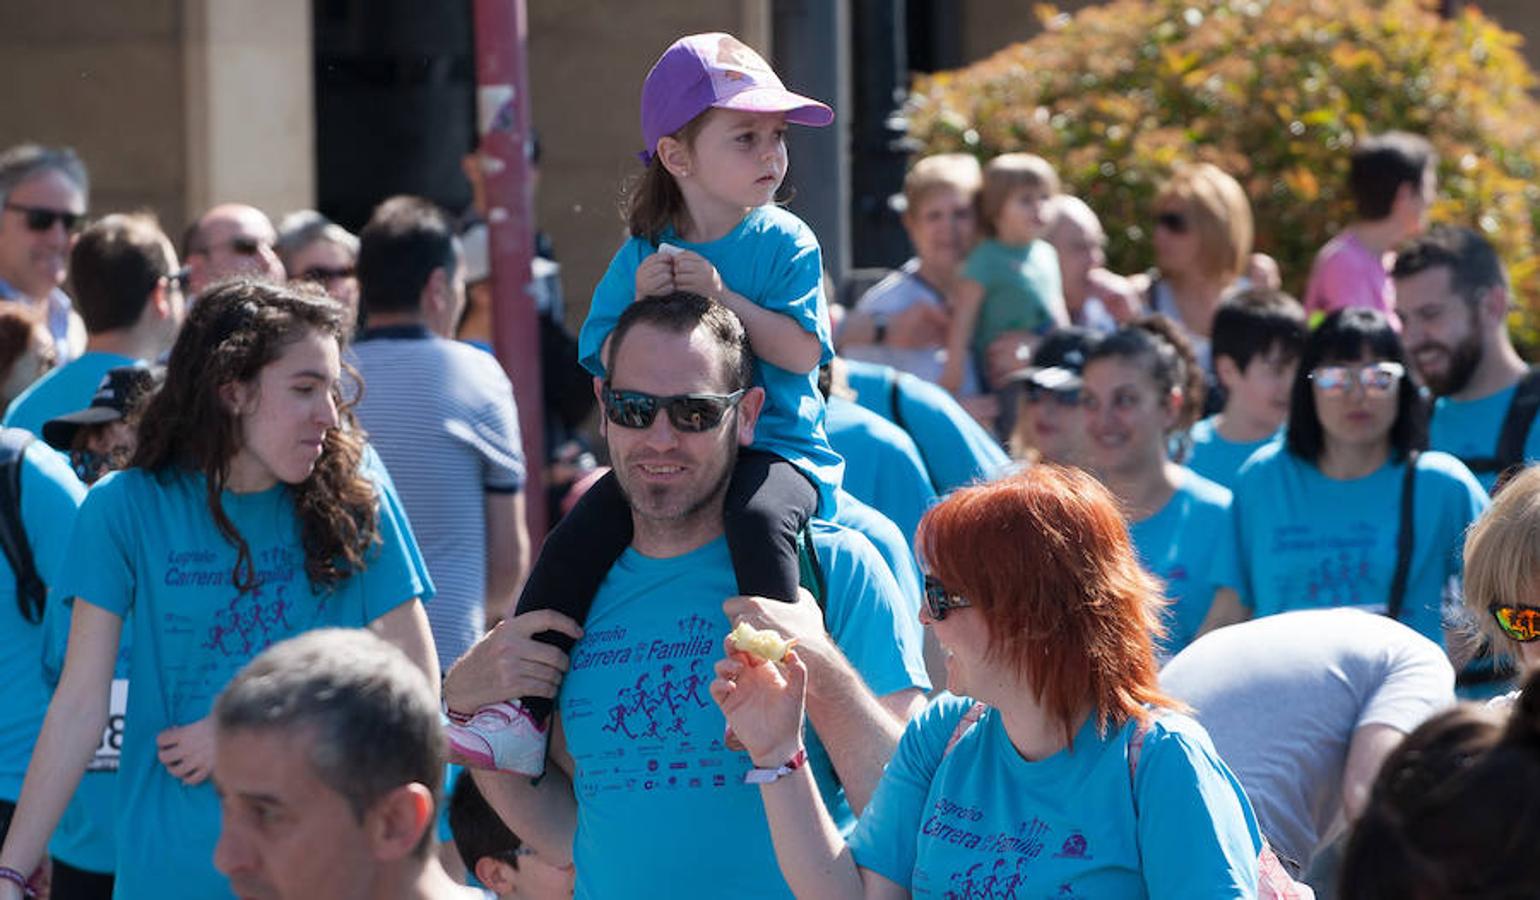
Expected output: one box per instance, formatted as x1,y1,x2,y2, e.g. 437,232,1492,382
471,0,548,543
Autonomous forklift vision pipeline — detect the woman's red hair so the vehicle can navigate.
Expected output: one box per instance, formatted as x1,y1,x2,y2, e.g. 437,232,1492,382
916,464,1184,745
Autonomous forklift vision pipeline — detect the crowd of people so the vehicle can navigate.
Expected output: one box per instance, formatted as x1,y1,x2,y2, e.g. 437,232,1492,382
0,26,1537,900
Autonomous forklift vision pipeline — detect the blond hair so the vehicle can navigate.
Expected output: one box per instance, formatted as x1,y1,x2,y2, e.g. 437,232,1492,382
902,153,982,213
979,153,1060,237
1155,162,1253,280
1464,466,1540,659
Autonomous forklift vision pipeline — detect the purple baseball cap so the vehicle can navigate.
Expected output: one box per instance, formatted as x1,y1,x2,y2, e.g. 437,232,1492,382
639,33,833,162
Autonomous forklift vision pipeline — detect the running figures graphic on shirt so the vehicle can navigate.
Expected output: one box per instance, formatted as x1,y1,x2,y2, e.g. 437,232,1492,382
573,613,716,745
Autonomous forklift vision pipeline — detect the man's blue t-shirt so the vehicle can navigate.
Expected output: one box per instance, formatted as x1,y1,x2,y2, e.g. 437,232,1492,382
1128,469,1231,658
558,524,930,900
54,467,431,900
0,442,85,801
580,205,843,517
1429,382,1540,494
847,694,1261,898
842,359,1008,495
1214,444,1488,646
833,489,923,619
4,350,137,437
1186,417,1279,491
826,396,938,547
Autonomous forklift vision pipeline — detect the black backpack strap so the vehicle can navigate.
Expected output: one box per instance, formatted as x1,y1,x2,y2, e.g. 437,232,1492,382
0,429,43,624
1455,368,1540,475
1386,450,1419,622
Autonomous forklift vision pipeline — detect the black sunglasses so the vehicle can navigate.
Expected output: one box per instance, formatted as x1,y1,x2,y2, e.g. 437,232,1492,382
297,265,356,283
193,234,266,257
5,203,83,233
1155,211,1189,234
1023,381,1080,407
602,386,746,433
923,575,971,621
165,267,192,292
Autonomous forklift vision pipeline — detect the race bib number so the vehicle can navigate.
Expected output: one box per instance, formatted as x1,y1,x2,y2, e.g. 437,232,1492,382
86,679,128,773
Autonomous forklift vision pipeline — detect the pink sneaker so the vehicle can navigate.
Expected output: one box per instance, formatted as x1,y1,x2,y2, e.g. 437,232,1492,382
446,701,548,775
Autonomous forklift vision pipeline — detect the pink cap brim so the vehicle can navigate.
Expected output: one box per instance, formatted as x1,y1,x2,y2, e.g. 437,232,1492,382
714,86,834,127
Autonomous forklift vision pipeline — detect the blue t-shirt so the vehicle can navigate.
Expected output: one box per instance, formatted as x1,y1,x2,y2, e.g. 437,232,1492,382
1128,469,1231,658
580,205,843,517
1186,417,1280,491
54,467,431,900
832,489,923,619
3,350,136,437
559,524,930,900
826,396,938,547
847,694,1262,898
0,442,85,801
1429,382,1540,494
842,359,1008,495
1214,445,1488,646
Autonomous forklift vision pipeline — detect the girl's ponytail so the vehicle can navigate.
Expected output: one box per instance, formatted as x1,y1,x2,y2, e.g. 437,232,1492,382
623,157,689,243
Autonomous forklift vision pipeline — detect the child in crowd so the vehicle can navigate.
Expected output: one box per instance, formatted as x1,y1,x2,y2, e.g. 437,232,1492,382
1187,288,1307,488
445,32,843,774
943,153,1069,394
1304,131,1437,325
42,363,164,485
449,775,573,900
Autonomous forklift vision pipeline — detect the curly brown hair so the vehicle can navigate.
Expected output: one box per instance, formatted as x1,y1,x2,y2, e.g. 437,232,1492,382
131,279,379,593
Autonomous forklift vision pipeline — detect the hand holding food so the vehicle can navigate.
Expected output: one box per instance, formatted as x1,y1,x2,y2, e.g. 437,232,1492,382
728,621,796,663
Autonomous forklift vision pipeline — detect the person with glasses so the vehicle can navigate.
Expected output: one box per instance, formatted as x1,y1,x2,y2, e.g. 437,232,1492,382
1462,464,1540,710
0,143,90,365
444,292,928,899
1082,316,1234,657
1206,308,1488,649
275,210,361,332
447,771,572,899
710,464,1264,898
1005,326,1097,465
4,213,186,439
182,203,285,298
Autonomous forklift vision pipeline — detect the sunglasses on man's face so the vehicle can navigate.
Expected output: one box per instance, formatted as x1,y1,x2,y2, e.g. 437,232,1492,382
602,386,746,433
1492,604,1540,643
5,203,83,233
1308,361,1405,397
1154,210,1189,234
923,575,971,621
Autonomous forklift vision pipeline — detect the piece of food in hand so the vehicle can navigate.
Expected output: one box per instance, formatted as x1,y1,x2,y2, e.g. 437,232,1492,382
728,621,796,663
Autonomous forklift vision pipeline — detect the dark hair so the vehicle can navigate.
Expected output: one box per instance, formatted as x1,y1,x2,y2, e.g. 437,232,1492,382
1349,131,1436,221
131,279,378,593
1285,308,1425,464
623,112,712,242
1391,224,1508,304
1211,287,1307,373
0,305,43,393
1339,671,1540,900
356,195,459,316
1084,314,1206,432
215,629,444,858
0,143,89,207
606,292,754,391
68,213,175,333
449,771,523,873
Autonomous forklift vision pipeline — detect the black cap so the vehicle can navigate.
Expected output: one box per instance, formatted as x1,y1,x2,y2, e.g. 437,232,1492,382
42,364,165,451
1003,326,1100,390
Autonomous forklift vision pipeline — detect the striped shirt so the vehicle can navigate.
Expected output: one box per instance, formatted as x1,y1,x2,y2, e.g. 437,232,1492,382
352,324,524,667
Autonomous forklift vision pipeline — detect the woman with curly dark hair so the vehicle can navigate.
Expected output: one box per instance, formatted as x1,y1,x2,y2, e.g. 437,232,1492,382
0,280,436,900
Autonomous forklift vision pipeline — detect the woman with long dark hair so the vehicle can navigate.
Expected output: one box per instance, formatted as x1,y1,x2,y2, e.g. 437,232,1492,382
0,280,436,900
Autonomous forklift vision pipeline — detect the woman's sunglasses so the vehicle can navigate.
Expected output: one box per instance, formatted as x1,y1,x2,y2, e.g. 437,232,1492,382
1492,604,1540,643
1154,211,1189,234
1308,361,1405,397
1023,381,1081,408
5,203,83,233
923,575,971,621
601,386,746,433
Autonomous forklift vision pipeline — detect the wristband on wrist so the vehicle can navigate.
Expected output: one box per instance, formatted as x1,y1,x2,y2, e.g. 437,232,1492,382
0,866,36,898
743,747,808,784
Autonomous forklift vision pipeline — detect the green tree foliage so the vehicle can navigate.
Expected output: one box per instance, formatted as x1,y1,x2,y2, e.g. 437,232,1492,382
907,0,1540,346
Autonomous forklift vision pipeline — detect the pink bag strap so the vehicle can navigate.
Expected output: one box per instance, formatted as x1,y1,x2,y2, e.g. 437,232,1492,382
942,701,988,759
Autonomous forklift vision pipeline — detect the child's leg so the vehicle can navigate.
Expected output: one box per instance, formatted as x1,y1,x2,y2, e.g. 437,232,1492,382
722,450,818,603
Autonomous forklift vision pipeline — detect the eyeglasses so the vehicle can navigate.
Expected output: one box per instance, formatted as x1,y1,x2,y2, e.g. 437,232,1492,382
4,203,84,233
164,267,191,293
192,234,268,257
1023,381,1080,408
601,386,746,432
1308,361,1405,396
923,575,971,621
1492,604,1540,643
297,265,355,283
1154,211,1189,234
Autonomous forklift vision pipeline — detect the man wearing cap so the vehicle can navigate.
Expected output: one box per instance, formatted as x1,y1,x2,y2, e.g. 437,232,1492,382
1000,327,1098,466
4,213,185,438
0,144,90,364
351,196,529,670
43,364,164,485
182,203,285,298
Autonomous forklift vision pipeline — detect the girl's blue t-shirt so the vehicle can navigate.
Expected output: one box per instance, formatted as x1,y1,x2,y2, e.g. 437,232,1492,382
579,205,843,516
1214,444,1488,645
1128,468,1232,658
53,466,431,900
848,694,1262,898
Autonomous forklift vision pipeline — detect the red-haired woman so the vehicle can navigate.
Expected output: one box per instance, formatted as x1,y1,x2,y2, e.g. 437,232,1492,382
712,465,1264,898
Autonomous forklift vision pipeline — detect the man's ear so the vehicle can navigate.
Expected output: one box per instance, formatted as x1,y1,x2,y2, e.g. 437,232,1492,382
422,267,449,316
736,386,766,447
656,135,692,180
1163,387,1184,431
148,279,173,321
474,856,519,895
1479,284,1510,327
365,782,434,862
1213,355,1241,393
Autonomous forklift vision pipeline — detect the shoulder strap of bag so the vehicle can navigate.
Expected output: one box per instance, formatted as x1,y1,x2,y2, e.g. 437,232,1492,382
1386,450,1420,622
0,429,43,624
1454,367,1540,475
